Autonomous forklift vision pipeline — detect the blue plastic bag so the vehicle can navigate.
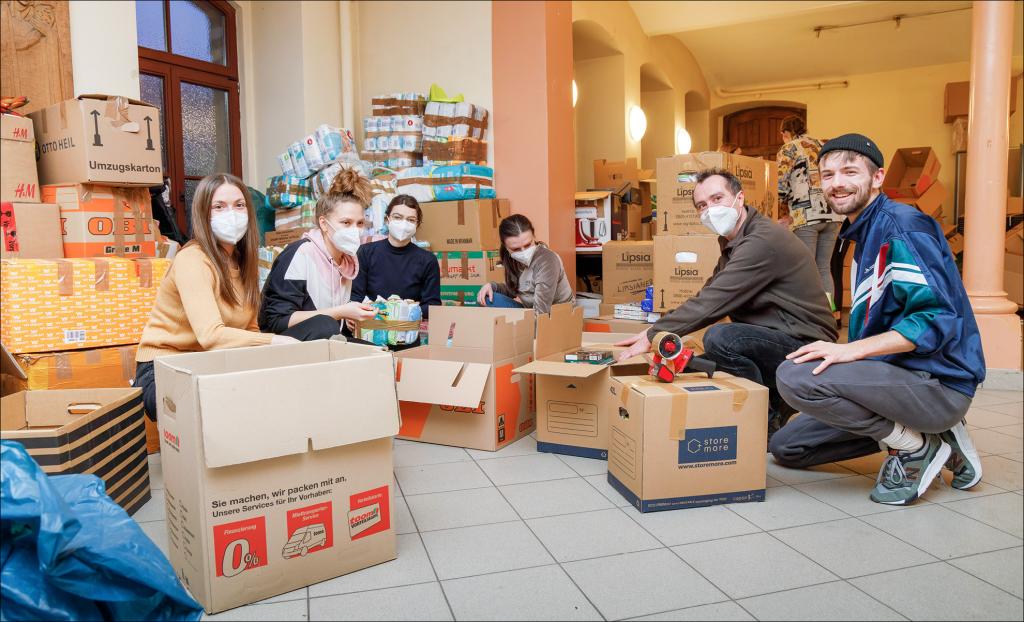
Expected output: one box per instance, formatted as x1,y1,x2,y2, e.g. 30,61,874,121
0,441,202,621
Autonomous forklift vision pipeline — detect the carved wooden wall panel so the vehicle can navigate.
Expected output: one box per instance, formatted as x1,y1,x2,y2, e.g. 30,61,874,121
1,0,74,114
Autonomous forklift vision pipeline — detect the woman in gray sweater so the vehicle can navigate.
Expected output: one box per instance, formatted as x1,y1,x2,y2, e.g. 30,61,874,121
476,214,574,314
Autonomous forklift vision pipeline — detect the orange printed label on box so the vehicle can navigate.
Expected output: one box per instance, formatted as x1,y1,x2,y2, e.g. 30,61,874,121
348,486,390,541
284,502,333,558
213,516,268,578
44,184,156,258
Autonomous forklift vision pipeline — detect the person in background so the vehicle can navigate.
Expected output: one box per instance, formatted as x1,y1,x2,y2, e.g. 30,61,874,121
259,169,377,340
350,194,441,348
615,168,837,443
772,134,985,506
777,116,844,326
476,214,574,314
718,142,743,155
133,173,297,421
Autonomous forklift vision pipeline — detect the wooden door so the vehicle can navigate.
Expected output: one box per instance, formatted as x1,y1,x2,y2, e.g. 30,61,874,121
723,106,805,161
0,0,74,115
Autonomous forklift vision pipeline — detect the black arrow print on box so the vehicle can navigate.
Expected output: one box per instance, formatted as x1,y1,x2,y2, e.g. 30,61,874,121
90,110,103,147
660,289,666,309
144,116,155,151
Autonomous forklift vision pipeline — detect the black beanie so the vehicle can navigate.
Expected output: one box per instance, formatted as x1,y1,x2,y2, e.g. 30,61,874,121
819,133,884,169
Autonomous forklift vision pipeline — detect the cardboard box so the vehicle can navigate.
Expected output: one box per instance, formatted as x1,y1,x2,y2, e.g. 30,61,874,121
945,229,964,256
893,179,945,220
882,147,940,199
1006,252,1023,306
1,114,40,203
274,203,315,231
605,372,768,512
584,315,651,335
154,340,400,613
0,202,64,258
43,184,155,257
652,235,721,312
656,153,777,235
1008,197,1023,216
0,387,151,515
264,228,311,247
575,190,617,250
416,198,510,251
394,306,535,451
593,158,654,190
29,95,163,187
613,203,644,241
1006,222,1023,256
0,257,169,353
944,80,1017,123
602,241,654,304
435,250,504,306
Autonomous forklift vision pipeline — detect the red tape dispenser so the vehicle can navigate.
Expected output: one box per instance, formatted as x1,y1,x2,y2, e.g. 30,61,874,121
648,331,716,382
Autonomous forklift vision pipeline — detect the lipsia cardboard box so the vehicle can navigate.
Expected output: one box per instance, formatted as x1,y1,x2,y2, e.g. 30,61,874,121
602,241,654,305
395,306,535,451
883,147,940,199
154,340,400,614
652,235,721,312
0,202,64,258
514,305,648,460
43,184,156,257
0,387,151,515
605,372,768,512
29,94,163,187
417,198,510,251
1,114,40,203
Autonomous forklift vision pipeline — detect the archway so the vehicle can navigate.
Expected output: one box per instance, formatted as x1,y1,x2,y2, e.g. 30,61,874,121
640,62,675,170
684,90,709,153
572,19,625,189
709,99,807,160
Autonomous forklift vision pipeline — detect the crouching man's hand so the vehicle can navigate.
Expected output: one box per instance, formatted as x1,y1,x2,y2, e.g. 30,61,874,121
786,341,861,375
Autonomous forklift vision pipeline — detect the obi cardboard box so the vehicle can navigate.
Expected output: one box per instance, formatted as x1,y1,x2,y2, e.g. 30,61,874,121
1,114,40,203
652,235,721,312
514,305,648,459
436,250,504,306
43,184,155,257
29,95,163,187
417,198,510,251
154,340,400,614
394,306,535,451
883,147,940,199
605,372,768,512
0,202,64,258
602,241,654,304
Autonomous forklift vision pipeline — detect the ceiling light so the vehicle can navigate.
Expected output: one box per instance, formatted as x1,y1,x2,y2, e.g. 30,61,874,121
572,80,578,107
629,106,647,142
675,128,692,155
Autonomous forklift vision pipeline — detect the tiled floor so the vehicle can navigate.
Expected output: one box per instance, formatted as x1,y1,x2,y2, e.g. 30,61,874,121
134,387,1024,621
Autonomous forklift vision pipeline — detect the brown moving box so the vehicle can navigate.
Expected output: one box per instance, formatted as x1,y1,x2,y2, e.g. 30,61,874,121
29,94,163,187
1006,253,1022,306
0,387,151,515
395,306,535,451
154,340,400,614
593,158,653,190
652,235,721,312
606,372,768,512
602,241,654,304
656,153,777,235
893,179,945,220
944,80,1017,123
435,250,504,306
0,202,64,258
417,198,510,251
613,203,644,241
882,147,940,199
585,315,651,335
1,114,40,203
264,227,312,247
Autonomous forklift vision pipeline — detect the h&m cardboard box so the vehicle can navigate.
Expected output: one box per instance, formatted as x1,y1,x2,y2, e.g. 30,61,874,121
1,114,40,203
593,158,654,190
0,387,151,515
602,241,654,304
605,372,768,512
29,95,163,187
652,235,721,312
395,306,535,451
514,305,648,459
435,250,504,306
882,147,940,199
417,198,510,251
154,340,400,614
0,202,64,258
656,152,777,235
43,184,156,257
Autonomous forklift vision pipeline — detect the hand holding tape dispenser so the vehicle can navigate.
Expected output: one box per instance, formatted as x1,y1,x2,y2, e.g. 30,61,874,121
648,332,716,382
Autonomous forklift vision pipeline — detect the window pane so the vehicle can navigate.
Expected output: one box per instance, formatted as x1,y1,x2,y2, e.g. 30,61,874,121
139,74,168,171
170,0,227,65
136,0,167,51
183,178,199,237
180,81,231,177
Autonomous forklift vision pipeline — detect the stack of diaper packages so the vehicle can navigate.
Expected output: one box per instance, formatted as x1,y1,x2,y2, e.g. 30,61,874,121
361,93,426,172
358,295,423,347
422,101,489,166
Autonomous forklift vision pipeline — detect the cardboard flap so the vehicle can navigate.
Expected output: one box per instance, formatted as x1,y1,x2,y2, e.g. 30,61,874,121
575,191,612,201
78,93,155,108
1,343,27,381
513,359,609,379
535,303,584,360
396,358,490,408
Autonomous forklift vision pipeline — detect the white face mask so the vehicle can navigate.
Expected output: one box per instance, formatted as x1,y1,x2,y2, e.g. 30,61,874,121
388,219,417,242
326,221,361,256
700,194,741,237
210,210,248,244
511,245,538,266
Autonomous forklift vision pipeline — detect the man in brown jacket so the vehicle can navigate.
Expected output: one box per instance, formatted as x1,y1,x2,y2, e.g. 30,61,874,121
617,168,837,439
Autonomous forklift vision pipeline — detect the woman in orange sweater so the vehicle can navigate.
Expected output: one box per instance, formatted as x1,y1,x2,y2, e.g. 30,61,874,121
133,173,297,421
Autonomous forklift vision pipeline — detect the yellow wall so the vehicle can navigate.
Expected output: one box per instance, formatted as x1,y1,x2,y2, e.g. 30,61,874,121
575,55,626,188
1012,74,1024,149
641,89,674,172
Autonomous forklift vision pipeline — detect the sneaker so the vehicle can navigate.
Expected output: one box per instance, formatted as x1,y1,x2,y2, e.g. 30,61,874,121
870,434,951,505
940,421,983,490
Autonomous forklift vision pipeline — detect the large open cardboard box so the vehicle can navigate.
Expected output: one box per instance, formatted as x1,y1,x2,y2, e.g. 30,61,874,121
882,147,940,199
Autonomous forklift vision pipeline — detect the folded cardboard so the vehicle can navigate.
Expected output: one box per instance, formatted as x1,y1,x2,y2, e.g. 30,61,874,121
652,235,721,312
29,95,163,186
417,198,510,251
0,257,169,353
656,153,777,235
435,250,504,306
606,372,768,512
593,158,653,190
0,202,64,258
944,80,1018,123
883,147,940,199
602,241,654,304
1,114,40,203
395,306,535,451
0,387,151,515
43,184,155,257
154,340,400,613
893,179,945,221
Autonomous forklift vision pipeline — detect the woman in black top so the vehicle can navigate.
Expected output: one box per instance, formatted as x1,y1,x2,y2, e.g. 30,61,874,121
351,195,441,347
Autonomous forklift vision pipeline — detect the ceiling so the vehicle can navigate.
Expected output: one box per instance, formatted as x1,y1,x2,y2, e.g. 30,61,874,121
628,1,1024,89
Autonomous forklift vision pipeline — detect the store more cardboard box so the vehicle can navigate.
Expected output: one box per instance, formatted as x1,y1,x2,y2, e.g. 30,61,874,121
0,387,151,516
602,241,654,305
1,114,40,203
436,249,504,306
417,198,510,251
43,184,156,257
882,147,940,200
394,306,535,451
28,94,163,187
605,372,768,512
153,340,400,614
0,202,64,258
652,235,721,312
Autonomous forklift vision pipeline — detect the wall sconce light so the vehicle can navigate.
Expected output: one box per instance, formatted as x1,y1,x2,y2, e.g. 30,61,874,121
675,128,692,154
628,105,647,141
572,80,578,107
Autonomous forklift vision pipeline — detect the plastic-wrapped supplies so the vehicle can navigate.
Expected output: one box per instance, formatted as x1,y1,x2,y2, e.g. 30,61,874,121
266,175,313,208
423,101,489,165
274,201,315,230
371,93,426,116
277,126,359,177
287,142,311,178
258,246,283,291
395,164,495,202
358,295,422,346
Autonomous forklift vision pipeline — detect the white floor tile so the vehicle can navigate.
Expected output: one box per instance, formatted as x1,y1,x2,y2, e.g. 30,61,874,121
556,453,611,477
993,423,1024,438
442,565,601,621
973,400,1023,419
526,508,662,562
148,454,163,490
583,474,633,508
978,455,1024,490
133,488,165,523
307,534,434,598
476,453,578,486
943,492,1024,539
921,472,1009,503
795,474,909,517
621,503,761,547
965,407,1022,429
969,429,1024,456
467,435,539,461
392,443,472,468
257,588,308,604
394,461,492,496
766,459,858,485
862,504,1021,560
203,599,308,621
420,521,553,580
737,581,903,621
139,520,169,557
970,390,1024,410
949,546,1024,599
500,477,614,519
405,487,518,532
309,582,452,621
765,475,786,488
835,452,887,476
724,486,847,531
628,601,755,621
1004,451,1024,463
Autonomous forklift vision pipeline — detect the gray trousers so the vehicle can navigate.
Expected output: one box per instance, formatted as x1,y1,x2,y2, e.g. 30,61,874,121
794,221,841,299
770,358,973,468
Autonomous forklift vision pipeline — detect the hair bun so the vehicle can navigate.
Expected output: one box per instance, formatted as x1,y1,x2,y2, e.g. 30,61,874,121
327,167,373,206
